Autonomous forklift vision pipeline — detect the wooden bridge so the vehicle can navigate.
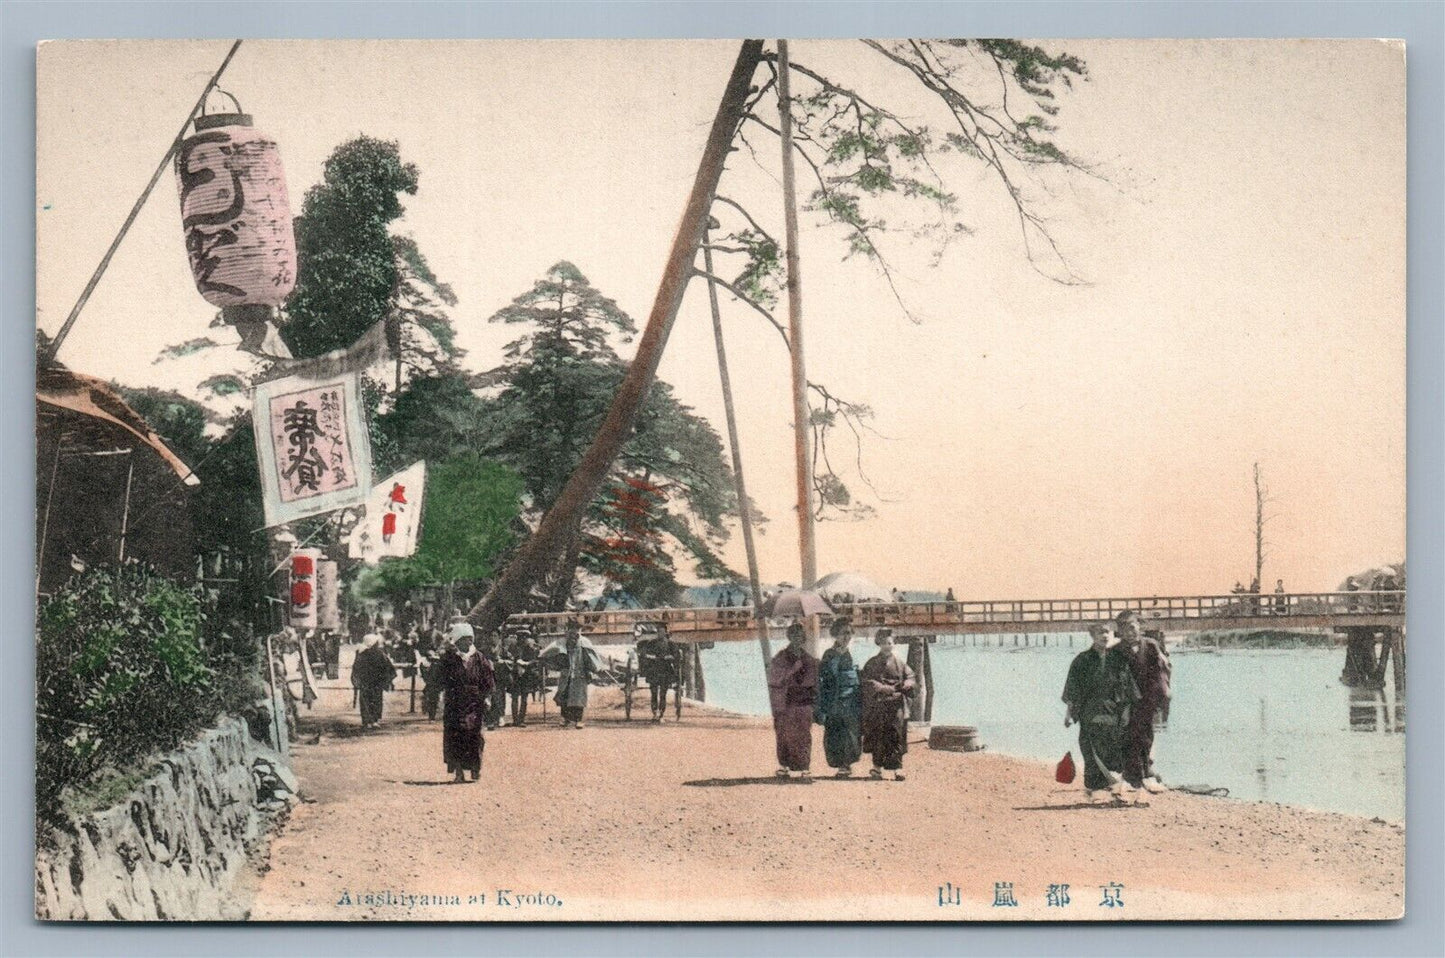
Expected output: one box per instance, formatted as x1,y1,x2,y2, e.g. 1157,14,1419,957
506,591,1406,643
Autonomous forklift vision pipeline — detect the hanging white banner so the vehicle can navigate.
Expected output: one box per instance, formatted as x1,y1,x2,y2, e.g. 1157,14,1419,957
252,371,373,527
347,461,426,564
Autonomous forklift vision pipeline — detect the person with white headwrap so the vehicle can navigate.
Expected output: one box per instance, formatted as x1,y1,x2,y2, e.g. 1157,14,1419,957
351,632,395,729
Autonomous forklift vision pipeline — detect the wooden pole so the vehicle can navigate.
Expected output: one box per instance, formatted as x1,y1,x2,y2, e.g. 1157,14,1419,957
1372,632,1392,688
467,40,764,635
1253,462,1266,592
694,644,707,702
776,40,819,653
1390,628,1405,695
44,40,243,364
116,452,135,562
922,637,935,723
264,632,284,751
36,438,64,594
701,226,773,671
905,638,926,722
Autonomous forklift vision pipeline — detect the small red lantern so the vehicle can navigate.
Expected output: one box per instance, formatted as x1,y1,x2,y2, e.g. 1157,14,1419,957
175,106,296,309
288,548,321,629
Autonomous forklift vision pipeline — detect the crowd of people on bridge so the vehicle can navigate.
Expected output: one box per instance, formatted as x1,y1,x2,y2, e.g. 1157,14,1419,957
1060,610,1172,804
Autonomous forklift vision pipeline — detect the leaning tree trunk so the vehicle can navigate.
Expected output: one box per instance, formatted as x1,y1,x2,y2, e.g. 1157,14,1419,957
467,40,765,634
546,515,586,611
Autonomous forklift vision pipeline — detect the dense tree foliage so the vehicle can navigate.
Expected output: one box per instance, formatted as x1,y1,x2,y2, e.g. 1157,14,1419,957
353,454,523,602
478,262,739,607
277,136,460,385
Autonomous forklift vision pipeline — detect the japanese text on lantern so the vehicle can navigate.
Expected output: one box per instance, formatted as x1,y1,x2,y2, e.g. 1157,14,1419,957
174,119,296,307
269,385,359,503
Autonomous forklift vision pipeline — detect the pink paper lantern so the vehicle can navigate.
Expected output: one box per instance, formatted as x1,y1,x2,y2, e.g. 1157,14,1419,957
175,112,296,307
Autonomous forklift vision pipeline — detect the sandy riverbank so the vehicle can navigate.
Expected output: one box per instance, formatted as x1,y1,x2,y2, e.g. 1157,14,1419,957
246,682,1403,921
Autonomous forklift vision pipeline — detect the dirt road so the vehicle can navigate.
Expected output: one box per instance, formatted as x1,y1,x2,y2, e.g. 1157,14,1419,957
247,682,1403,921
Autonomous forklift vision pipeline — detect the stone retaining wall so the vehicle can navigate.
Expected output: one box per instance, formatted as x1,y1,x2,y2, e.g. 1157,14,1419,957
35,717,285,920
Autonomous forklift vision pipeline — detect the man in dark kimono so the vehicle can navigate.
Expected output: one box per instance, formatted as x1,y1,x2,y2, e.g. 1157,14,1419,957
440,633,493,783
636,629,682,722
768,622,818,778
509,632,539,727
1062,623,1140,803
351,633,394,729
815,617,862,776
482,634,508,730
555,624,599,728
1117,611,1171,793
860,629,915,780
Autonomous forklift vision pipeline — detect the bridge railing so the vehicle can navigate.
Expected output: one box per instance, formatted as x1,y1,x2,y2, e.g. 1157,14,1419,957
503,591,1403,637
834,591,1404,628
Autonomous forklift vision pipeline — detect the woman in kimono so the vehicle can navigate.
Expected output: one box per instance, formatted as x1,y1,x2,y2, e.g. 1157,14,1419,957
859,629,915,780
1116,610,1171,793
768,622,819,778
440,633,493,783
1062,623,1140,803
815,617,862,777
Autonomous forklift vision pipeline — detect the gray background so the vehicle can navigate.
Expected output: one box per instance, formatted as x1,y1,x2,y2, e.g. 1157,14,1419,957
2,2,1440,956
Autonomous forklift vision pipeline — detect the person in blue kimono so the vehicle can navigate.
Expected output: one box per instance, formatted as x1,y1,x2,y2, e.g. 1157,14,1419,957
815,617,863,777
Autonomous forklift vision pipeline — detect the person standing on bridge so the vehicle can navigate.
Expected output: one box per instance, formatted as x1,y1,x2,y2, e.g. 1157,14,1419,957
815,617,863,777
1116,611,1171,794
440,630,492,783
1062,623,1140,803
768,622,819,778
860,629,916,781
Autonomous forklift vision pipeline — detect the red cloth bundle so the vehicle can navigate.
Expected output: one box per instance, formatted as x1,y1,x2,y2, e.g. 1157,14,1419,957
1055,751,1076,784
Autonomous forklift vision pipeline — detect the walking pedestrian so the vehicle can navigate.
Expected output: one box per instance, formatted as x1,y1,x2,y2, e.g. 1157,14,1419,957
555,622,599,728
768,622,818,778
440,632,492,783
859,629,915,781
509,632,540,727
816,617,863,777
1116,610,1171,793
1062,623,1140,803
482,634,508,730
351,633,394,729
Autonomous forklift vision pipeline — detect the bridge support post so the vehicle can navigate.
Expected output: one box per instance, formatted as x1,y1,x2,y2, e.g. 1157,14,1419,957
921,637,935,724
680,646,696,699
1372,632,1392,689
905,638,926,723
1388,627,1405,694
693,644,707,702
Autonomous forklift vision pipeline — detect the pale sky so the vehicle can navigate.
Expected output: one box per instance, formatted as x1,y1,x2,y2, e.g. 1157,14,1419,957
36,39,1406,598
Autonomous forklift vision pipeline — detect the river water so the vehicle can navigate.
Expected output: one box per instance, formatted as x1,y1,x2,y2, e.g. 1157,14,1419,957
699,639,1405,821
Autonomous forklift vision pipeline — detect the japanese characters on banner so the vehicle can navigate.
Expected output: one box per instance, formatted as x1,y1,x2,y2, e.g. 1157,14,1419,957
315,560,341,631
252,371,373,527
288,549,321,629
348,461,427,565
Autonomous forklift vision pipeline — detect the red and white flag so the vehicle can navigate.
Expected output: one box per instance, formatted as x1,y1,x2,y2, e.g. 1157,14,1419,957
347,461,426,564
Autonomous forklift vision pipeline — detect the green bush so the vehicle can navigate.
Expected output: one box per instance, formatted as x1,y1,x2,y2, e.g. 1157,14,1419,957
36,564,261,830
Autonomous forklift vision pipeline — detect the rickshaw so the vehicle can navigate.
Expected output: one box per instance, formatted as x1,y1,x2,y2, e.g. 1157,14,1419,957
620,623,684,721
